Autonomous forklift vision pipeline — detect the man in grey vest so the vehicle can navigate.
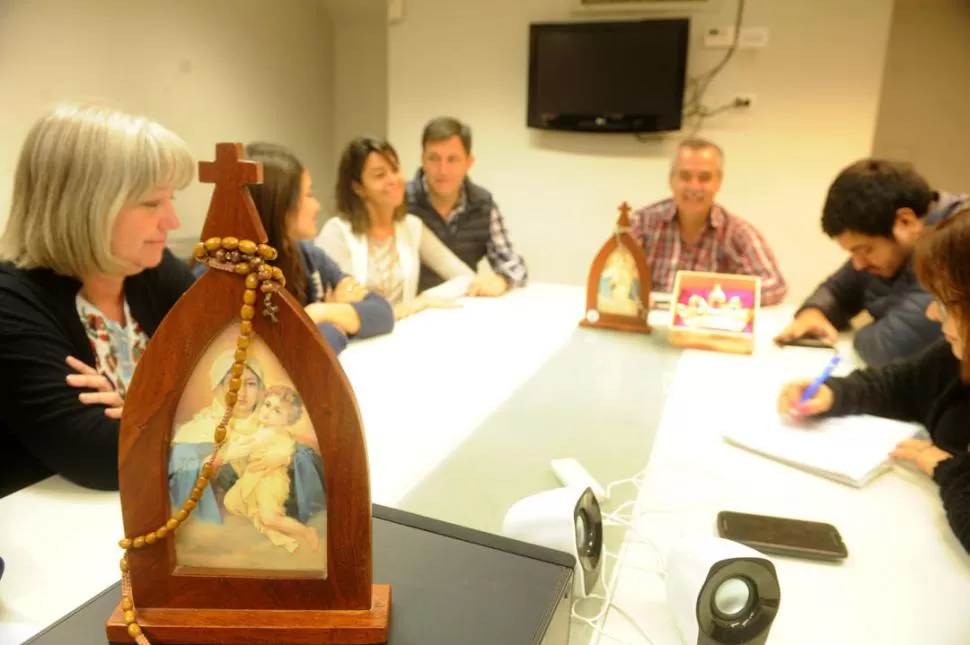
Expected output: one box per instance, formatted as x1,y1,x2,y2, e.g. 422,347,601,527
406,116,527,296
775,158,968,366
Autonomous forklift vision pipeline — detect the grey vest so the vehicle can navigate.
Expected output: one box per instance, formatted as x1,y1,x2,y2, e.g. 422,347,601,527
407,172,494,292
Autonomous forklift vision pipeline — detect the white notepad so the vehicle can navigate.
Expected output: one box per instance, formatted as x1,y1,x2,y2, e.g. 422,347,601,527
722,414,923,487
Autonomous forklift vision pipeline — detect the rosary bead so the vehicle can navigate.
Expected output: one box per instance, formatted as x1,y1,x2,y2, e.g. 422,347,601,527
124,610,136,624
204,237,222,252
228,251,241,263
260,281,275,294
195,476,208,489
237,335,251,350
175,509,189,522
234,262,250,275
193,243,206,259
258,244,277,260
122,598,133,611
221,236,239,251
144,532,157,545
241,305,255,320
238,239,257,256
128,623,143,638
230,363,244,378
245,274,260,290
155,527,168,540
119,538,132,550
120,557,129,572
201,463,214,478
228,377,241,392
132,537,145,549
189,487,204,502
233,348,247,362
166,519,179,531
239,320,253,335
184,499,197,511
271,267,284,282
243,290,257,305
214,425,228,443
224,391,237,406
256,266,272,282
213,249,226,263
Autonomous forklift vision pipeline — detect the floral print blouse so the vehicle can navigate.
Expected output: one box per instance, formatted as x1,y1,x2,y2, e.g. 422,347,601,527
75,294,150,399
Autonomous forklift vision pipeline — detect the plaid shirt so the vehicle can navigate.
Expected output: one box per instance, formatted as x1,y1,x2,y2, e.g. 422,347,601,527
420,176,528,287
629,198,788,305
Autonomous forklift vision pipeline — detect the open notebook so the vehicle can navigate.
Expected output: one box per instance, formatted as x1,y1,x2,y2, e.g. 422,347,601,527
723,414,923,488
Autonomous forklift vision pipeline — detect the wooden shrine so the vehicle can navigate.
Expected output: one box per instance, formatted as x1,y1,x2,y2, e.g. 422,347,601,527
105,143,390,644
580,202,653,335
668,270,761,355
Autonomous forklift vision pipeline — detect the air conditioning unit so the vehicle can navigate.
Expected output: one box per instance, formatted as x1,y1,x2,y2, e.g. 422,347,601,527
571,0,712,14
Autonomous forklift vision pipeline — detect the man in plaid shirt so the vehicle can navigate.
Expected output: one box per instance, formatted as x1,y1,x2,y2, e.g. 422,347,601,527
407,117,527,297
629,139,788,305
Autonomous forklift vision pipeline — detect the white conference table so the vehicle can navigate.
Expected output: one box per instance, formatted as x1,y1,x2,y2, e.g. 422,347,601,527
598,311,970,645
1,283,968,645
0,283,617,644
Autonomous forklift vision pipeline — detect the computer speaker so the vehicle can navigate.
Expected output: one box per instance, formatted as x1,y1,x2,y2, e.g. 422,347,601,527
666,536,781,645
502,485,603,597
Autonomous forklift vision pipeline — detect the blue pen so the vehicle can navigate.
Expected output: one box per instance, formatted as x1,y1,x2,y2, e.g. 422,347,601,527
799,354,841,405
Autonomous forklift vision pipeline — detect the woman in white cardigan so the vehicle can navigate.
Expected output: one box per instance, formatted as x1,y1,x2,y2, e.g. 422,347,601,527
318,137,475,320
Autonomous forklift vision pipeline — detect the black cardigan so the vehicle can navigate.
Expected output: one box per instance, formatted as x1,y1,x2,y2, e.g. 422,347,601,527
825,339,970,552
0,250,194,497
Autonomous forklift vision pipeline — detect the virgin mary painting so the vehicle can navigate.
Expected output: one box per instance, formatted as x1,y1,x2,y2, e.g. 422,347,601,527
168,331,327,574
597,246,640,316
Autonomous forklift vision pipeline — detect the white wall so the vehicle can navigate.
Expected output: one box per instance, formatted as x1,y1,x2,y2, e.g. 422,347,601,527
325,0,388,186
873,0,970,194
331,20,389,199
388,0,896,301
0,0,335,249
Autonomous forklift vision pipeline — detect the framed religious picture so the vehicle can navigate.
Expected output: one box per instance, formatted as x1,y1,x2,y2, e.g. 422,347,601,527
579,202,652,335
105,143,389,645
667,271,761,355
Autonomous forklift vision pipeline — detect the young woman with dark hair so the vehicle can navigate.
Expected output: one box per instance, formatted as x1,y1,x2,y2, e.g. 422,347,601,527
777,203,970,552
317,137,475,320
195,142,394,353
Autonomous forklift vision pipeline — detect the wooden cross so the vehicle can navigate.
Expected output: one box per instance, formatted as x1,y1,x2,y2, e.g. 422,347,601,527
199,143,268,244
617,201,632,228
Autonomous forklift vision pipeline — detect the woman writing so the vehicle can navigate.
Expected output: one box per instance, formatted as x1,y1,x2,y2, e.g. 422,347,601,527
318,137,475,320
0,103,196,495
202,142,394,354
778,204,970,552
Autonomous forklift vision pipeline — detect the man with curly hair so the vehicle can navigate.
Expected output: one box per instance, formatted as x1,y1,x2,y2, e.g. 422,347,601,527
775,159,968,366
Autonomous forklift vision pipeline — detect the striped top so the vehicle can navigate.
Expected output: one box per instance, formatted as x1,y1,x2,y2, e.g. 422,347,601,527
366,236,405,305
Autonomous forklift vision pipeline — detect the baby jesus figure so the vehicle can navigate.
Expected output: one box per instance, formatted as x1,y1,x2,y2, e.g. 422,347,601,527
222,385,321,553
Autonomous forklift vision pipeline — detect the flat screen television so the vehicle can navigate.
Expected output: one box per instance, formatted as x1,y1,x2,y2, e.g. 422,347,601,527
527,19,689,134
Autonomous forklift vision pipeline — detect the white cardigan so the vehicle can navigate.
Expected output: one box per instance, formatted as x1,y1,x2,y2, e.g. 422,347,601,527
317,214,474,305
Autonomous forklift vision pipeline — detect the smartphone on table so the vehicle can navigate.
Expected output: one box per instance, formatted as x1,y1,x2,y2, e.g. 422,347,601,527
716,510,848,562
774,336,836,350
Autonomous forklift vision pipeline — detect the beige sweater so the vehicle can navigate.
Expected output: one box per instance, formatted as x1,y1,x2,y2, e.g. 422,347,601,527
316,214,474,305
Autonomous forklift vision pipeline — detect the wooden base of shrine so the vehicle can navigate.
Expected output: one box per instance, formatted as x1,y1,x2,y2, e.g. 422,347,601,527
580,317,652,335
668,328,755,355
106,584,390,645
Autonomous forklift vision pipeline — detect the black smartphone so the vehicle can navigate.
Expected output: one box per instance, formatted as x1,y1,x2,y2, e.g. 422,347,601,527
775,336,835,349
716,511,848,562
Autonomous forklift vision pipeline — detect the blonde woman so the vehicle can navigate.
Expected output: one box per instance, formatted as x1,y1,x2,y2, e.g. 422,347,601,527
317,137,475,320
0,103,196,495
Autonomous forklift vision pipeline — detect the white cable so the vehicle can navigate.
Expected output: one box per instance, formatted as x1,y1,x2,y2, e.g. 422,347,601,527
583,468,661,645
572,593,660,645
589,469,723,643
